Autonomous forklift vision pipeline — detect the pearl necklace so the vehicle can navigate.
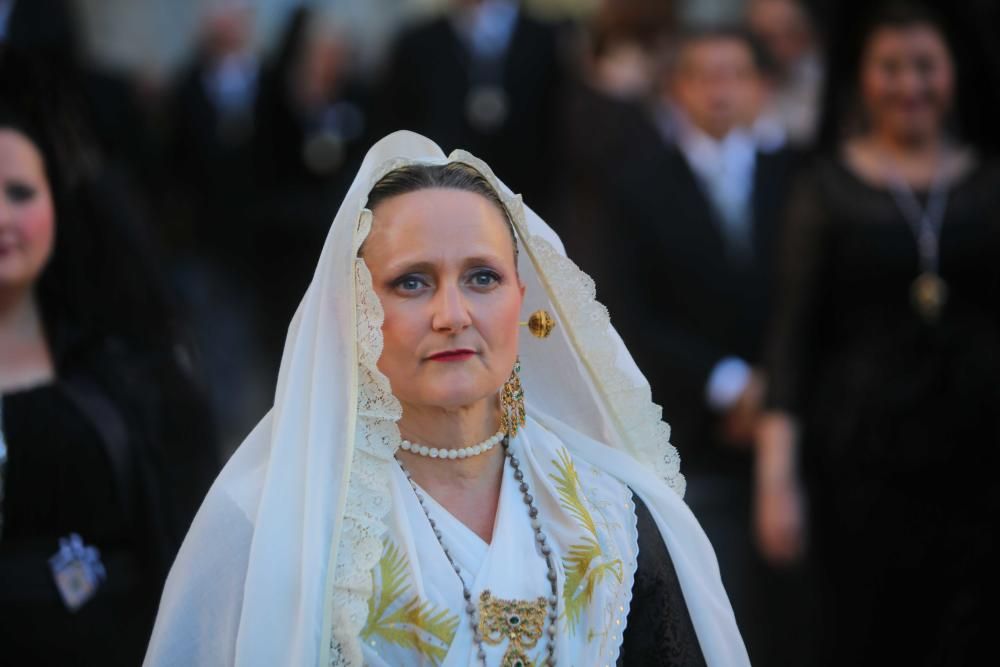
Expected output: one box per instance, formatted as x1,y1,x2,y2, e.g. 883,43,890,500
399,428,505,459
396,436,558,666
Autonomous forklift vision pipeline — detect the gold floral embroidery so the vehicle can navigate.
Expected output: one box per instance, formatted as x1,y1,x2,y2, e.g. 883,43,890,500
478,590,548,667
549,448,624,633
361,540,460,665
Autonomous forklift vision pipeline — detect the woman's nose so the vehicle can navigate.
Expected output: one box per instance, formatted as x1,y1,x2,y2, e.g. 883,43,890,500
430,283,472,333
898,66,925,98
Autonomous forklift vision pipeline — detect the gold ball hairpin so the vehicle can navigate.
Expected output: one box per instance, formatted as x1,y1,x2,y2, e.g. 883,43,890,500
520,310,556,339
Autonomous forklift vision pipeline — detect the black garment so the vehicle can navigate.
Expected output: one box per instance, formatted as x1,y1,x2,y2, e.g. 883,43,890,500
376,11,564,215
0,344,218,666
549,79,664,279
251,12,372,371
166,56,261,265
766,157,1000,666
0,0,80,63
1,385,128,545
604,141,799,477
164,56,273,443
620,493,707,666
255,67,369,198
0,381,152,665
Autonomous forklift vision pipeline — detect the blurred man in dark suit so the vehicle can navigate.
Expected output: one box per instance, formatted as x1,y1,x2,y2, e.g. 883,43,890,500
602,27,806,666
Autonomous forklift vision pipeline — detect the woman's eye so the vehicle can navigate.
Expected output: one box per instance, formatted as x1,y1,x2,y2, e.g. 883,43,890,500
469,270,501,288
915,57,936,77
393,275,429,292
878,57,902,78
6,183,36,203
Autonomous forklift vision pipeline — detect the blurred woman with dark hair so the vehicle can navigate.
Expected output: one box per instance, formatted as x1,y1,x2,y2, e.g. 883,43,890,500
756,4,999,665
0,51,218,664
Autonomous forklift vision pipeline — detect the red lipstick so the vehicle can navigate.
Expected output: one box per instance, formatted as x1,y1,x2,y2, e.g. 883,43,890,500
427,349,476,362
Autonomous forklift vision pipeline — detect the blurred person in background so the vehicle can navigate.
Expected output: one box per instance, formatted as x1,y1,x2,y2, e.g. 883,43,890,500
601,27,805,666
813,0,1000,156
746,0,824,148
375,0,566,217
757,4,999,665
252,6,371,371
582,0,677,101
165,0,270,452
256,6,369,203
550,0,676,276
168,0,260,261
0,0,157,195
0,51,218,665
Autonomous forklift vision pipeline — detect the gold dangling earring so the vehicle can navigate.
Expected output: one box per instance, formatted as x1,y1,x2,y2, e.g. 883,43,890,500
500,357,526,438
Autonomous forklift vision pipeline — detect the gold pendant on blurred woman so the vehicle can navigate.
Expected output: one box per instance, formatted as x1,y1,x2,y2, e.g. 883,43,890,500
911,272,948,322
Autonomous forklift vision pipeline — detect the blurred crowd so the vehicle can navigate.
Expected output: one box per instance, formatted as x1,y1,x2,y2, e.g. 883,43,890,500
1,0,998,665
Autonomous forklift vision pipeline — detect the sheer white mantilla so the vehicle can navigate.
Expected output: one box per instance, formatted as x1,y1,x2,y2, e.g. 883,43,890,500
143,131,748,667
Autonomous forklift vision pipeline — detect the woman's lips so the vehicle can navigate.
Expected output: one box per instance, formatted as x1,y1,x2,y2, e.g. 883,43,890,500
426,349,476,362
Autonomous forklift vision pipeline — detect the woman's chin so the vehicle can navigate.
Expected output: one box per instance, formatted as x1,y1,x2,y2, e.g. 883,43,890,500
411,382,496,412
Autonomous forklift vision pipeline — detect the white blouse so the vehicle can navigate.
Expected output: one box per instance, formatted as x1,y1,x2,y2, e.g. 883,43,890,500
361,416,640,667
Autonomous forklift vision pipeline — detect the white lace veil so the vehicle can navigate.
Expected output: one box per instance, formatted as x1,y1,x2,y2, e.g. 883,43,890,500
144,131,748,667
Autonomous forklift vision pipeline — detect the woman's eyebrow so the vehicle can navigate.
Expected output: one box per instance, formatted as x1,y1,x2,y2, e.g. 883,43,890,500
462,254,506,268
385,260,436,276
385,253,507,275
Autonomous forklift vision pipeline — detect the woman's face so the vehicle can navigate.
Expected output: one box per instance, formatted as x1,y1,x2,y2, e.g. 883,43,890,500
363,187,524,412
860,24,954,144
0,129,55,293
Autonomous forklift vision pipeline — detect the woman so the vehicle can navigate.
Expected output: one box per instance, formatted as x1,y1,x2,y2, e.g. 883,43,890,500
756,5,999,665
144,131,749,666
0,53,217,664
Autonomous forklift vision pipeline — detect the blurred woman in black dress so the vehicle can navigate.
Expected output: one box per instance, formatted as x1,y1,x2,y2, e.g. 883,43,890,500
755,5,999,665
0,52,218,665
